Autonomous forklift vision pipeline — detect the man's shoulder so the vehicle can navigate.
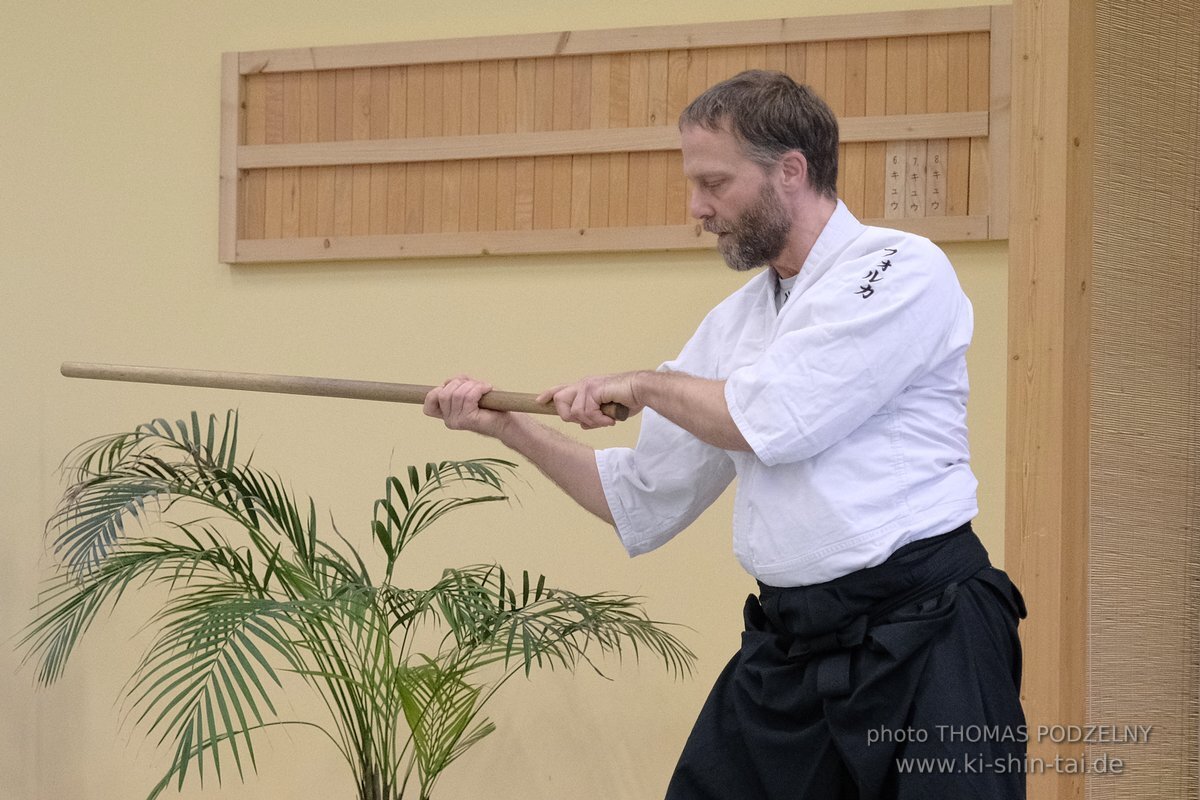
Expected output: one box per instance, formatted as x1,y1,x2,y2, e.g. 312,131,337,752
821,222,955,293
837,222,948,271
803,221,962,316
705,269,771,316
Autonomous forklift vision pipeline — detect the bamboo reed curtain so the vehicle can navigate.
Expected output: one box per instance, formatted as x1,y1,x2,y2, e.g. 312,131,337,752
1086,0,1200,795
219,5,1010,263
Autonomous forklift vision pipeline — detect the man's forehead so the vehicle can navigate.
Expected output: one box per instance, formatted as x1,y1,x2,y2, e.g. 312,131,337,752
680,120,737,149
680,122,752,173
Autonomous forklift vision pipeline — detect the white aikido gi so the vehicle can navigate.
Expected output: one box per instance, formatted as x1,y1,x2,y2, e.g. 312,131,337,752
595,201,979,588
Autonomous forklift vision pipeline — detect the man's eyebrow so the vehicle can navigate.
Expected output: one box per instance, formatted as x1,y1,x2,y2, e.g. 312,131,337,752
685,168,732,182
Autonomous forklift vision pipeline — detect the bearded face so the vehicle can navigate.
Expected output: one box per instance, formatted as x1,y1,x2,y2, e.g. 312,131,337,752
705,181,793,272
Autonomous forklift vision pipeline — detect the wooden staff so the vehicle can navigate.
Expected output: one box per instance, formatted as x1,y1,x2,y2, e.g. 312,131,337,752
60,362,629,421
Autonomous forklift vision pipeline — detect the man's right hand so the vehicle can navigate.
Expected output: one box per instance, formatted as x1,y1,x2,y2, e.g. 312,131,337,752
422,375,512,438
423,374,614,524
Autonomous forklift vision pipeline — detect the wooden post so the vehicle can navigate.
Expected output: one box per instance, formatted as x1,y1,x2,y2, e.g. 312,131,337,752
218,53,243,263
1006,0,1093,797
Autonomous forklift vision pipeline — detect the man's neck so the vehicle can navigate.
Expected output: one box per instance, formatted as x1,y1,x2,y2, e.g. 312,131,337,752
770,194,839,279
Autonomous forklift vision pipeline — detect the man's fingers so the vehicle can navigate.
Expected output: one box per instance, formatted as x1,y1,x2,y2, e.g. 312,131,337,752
422,387,443,418
448,379,485,421
570,385,589,419
538,377,625,428
439,378,463,420
537,384,569,405
424,376,495,428
425,377,461,418
582,387,615,428
551,385,576,420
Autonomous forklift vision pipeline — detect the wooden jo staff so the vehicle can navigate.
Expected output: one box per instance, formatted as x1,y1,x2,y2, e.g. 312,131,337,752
60,362,630,421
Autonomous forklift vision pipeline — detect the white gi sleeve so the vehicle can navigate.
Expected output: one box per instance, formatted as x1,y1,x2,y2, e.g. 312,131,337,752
596,411,735,556
595,314,737,556
725,238,970,467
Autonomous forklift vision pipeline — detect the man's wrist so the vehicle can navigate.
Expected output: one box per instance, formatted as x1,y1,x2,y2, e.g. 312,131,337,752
495,411,533,449
629,369,656,409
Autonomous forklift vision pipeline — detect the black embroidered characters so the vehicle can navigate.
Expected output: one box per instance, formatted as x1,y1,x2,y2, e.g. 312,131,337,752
855,248,898,299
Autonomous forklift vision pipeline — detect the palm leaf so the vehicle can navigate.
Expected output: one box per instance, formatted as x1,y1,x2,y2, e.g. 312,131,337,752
24,412,696,800
395,657,495,794
22,539,234,684
126,587,317,793
430,565,697,679
372,459,516,577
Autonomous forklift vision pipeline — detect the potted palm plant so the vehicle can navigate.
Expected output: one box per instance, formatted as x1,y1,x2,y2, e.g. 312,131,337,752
21,411,694,799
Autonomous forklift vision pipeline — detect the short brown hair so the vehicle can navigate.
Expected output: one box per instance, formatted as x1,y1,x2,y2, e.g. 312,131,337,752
679,70,839,198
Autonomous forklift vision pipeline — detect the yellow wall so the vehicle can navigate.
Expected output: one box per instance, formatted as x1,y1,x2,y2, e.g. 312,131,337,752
0,1,1005,797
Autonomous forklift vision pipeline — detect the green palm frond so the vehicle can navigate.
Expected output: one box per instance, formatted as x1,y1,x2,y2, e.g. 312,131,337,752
49,412,243,578
372,459,515,578
127,586,310,791
396,656,496,797
430,564,696,679
51,473,166,577
21,537,238,684
217,465,320,572
22,411,695,800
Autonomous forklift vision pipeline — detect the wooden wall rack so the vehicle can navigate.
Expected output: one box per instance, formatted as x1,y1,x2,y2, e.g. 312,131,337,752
219,5,1010,263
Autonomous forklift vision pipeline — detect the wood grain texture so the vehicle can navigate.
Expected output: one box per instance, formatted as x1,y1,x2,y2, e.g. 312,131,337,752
298,72,319,237
904,37,928,218
924,34,948,218
59,362,628,419
219,53,242,260
966,31,990,219
233,214,985,262
280,73,301,239
243,76,266,240
988,5,1012,238
946,33,970,218
316,71,337,235
1007,1,1093,798
840,40,867,217
862,38,888,220
236,112,986,169
239,7,992,72
226,6,1007,260
263,73,284,239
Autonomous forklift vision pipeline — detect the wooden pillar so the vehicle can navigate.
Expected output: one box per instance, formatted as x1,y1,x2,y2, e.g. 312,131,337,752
1011,0,1200,796
1006,0,1093,797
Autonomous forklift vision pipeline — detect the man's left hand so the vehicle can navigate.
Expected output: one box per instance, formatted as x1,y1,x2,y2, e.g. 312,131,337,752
537,372,648,429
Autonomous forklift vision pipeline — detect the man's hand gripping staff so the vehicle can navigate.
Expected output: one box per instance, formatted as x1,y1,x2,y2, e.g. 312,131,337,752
425,370,750,452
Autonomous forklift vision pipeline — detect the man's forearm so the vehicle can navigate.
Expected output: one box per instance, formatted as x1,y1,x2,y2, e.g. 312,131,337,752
498,413,615,525
631,370,751,451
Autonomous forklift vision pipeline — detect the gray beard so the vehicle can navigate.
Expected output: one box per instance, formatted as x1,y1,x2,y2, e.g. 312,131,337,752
709,185,792,272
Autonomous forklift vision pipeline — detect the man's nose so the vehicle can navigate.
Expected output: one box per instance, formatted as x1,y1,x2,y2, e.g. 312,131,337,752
688,188,712,221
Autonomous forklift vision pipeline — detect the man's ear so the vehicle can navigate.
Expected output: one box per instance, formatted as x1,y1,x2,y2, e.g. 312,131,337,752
776,150,810,193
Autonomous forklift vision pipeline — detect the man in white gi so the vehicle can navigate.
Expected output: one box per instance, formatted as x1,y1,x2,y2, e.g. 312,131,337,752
425,70,1026,799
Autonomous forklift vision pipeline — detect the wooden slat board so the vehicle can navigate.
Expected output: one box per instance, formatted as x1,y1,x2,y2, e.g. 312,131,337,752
220,6,1011,263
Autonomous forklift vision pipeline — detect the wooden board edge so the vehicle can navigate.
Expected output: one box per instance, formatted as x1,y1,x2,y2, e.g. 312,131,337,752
239,7,994,73
232,226,710,261
229,215,986,263
988,5,1012,240
236,112,991,170
219,52,242,264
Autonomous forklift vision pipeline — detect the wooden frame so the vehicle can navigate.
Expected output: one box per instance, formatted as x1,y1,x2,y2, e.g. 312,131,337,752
219,6,1011,263
1007,0,1092,797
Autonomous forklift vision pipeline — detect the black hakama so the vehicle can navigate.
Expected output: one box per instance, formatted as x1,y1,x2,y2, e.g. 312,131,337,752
666,524,1027,800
